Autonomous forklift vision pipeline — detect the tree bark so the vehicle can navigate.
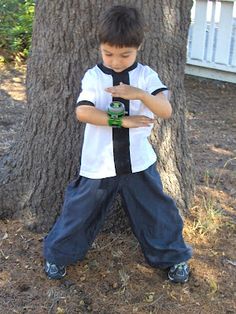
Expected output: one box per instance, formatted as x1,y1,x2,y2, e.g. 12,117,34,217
0,0,194,232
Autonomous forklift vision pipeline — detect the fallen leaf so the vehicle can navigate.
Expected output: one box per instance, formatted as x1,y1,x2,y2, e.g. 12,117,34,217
225,259,236,266
136,264,154,274
56,307,65,314
145,292,155,303
0,249,9,260
2,232,8,240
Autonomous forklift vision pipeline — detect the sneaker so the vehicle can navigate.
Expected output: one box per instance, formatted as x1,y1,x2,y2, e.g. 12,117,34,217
44,260,66,280
168,262,190,283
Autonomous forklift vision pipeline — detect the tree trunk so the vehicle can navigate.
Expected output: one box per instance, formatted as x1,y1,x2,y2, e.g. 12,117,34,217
0,0,194,232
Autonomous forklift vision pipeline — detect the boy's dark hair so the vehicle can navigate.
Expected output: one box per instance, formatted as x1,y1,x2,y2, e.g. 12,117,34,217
98,5,144,47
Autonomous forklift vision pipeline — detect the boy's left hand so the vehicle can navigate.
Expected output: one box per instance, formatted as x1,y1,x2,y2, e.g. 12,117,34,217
105,82,144,100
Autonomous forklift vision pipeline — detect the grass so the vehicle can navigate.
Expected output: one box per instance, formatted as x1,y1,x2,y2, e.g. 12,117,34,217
191,197,223,236
185,191,223,240
211,157,236,186
186,156,236,239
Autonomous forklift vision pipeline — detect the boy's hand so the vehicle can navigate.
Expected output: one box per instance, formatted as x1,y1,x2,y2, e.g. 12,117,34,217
105,82,145,100
122,115,154,128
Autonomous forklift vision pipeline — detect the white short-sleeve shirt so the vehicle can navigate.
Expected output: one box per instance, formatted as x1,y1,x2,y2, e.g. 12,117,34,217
77,62,168,179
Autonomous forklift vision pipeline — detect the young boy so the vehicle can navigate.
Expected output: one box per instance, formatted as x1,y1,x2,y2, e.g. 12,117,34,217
44,5,192,283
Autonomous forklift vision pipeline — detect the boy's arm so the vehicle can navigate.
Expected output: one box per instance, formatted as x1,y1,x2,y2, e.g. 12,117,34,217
105,83,172,119
75,105,154,128
140,91,172,119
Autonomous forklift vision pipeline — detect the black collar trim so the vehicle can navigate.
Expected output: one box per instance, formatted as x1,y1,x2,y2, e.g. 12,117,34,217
97,62,138,75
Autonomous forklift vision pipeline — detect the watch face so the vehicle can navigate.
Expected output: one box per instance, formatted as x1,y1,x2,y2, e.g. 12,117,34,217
108,101,125,118
112,101,122,108
111,101,125,109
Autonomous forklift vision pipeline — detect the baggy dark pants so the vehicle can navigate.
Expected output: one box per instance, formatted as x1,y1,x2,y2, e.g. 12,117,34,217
43,164,192,268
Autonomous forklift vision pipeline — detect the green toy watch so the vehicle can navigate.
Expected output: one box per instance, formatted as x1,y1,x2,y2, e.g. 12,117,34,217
107,101,125,127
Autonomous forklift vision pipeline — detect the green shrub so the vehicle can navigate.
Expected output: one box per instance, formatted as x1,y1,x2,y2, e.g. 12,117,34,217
0,0,35,60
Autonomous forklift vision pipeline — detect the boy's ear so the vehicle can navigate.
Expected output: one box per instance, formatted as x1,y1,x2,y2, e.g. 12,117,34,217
137,44,142,51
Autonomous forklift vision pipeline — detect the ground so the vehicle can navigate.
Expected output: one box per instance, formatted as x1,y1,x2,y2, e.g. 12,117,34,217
0,64,235,314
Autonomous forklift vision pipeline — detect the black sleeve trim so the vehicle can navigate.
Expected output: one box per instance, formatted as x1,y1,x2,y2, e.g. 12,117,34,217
76,100,95,107
151,87,168,96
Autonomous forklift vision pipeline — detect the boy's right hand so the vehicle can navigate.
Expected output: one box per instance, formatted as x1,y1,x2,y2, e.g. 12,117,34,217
122,115,155,128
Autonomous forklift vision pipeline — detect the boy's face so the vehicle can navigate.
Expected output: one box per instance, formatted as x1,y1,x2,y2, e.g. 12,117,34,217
100,43,139,73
